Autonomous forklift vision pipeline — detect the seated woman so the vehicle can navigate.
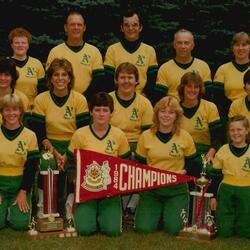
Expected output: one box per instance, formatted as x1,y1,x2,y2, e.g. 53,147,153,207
109,62,153,216
67,92,131,236
134,96,199,235
0,94,39,231
31,58,89,217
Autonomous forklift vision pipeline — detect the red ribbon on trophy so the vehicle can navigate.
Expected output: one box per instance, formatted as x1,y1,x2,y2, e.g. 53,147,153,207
74,149,195,203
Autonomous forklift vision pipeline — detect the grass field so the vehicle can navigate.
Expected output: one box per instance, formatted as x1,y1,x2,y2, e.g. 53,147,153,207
0,223,249,250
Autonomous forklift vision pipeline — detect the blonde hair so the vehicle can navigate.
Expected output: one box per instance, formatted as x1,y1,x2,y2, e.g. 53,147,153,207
151,96,183,134
0,94,24,123
228,115,250,144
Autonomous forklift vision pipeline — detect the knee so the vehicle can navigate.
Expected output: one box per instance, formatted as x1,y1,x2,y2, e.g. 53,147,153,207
74,220,96,236
10,218,29,231
101,225,121,237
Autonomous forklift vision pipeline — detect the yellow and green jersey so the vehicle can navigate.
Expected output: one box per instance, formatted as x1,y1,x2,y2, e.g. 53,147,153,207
228,96,250,123
213,61,249,101
32,90,89,141
156,58,211,99
46,42,104,94
0,125,39,176
213,144,250,186
68,125,131,159
109,91,153,142
181,99,222,147
14,56,45,107
135,129,196,172
104,41,158,93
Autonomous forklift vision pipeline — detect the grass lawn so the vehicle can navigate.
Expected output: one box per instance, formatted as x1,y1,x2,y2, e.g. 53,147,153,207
0,223,249,250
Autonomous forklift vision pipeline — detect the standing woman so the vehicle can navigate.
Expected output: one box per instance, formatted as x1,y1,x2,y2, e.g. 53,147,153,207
31,58,89,217
213,32,250,125
68,92,131,236
109,62,153,214
134,96,198,235
0,94,39,231
8,27,46,108
0,57,29,124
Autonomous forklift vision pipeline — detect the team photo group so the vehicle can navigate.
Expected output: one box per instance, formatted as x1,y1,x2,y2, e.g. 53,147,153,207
0,7,249,241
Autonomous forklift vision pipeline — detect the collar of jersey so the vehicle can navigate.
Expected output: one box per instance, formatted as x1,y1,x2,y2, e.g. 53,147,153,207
1,125,24,141
89,124,111,140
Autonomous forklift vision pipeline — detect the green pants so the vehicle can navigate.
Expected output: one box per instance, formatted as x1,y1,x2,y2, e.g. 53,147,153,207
216,183,250,238
0,175,31,231
135,183,189,235
74,195,122,236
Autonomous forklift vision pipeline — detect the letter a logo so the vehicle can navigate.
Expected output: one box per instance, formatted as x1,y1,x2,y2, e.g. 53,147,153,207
15,141,26,155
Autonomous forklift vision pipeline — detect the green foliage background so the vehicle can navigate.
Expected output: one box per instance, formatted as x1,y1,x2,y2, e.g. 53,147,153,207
0,0,249,75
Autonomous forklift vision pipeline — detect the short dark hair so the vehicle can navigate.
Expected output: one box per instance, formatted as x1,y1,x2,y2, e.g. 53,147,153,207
115,62,139,82
65,10,85,25
243,69,250,86
0,57,19,90
89,92,114,113
120,9,142,26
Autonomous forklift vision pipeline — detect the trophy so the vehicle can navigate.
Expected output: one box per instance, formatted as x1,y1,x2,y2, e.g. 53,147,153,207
27,149,78,239
178,154,216,241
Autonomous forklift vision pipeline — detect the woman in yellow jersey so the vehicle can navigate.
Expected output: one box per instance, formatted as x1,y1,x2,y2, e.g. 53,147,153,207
8,27,46,108
31,58,89,218
0,57,29,124
0,94,39,231
206,115,250,238
109,62,153,215
134,96,199,235
213,32,250,125
68,92,131,236
229,69,250,123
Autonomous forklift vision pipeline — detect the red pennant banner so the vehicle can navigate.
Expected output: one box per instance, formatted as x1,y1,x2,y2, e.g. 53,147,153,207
75,149,195,203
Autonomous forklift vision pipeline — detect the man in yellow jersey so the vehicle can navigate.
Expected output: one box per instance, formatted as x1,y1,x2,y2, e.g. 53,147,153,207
104,9,158,102
46,10,104,101
154,29,212,104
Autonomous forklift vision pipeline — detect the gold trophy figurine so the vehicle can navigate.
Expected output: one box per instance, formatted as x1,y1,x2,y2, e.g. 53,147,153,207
178,154,216,242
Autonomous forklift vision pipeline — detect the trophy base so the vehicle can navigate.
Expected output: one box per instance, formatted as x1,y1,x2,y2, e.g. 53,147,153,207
177,228,216,242
36,217,64,232
27,229,78,240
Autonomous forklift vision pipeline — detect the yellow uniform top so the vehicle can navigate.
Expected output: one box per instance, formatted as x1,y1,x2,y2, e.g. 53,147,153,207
15,56,45,106
182,99,221,146
104,41,158,93
213,144,250,186
213,62,249,101
0,126,39,176
156,58,211,99
68,125,130,158
109,91,153,142
136,129,196,172
228,96,250,123
46,42,104,94
32,90,89,141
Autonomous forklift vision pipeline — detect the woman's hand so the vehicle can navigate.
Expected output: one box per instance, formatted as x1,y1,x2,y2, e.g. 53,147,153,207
14,189,29,213
54,150,67,171
205,148,216,164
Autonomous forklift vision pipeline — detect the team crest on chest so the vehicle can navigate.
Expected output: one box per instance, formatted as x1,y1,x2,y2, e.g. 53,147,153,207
242,157,250,172
64,106,74,119
130,108,139,121
82,160,111,192
15,141,26,155
136,55,145,66
26,67,35,78
80,53,91,65
194,116,204,130
105,139,116,154
169,143,181,157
